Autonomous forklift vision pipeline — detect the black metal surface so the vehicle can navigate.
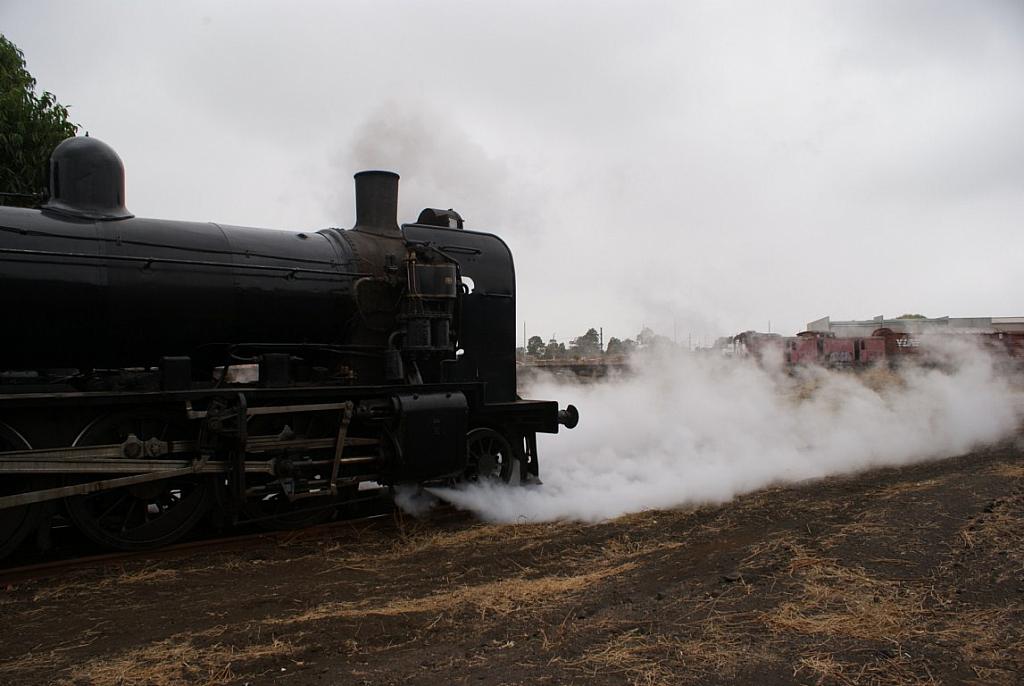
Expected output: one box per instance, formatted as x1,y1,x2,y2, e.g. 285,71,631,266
352,170,401,236
392,391,468,481
0,210,364,369
0,425,43,558
42,137,133,220
416,208,464,230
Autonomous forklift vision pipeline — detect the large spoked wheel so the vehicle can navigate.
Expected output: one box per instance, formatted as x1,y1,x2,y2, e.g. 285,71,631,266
465,428,516,483
65,412,214,551
0,423,45,559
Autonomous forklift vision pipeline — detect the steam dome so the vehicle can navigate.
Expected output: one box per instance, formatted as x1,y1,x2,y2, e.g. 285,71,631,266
42,136,133,220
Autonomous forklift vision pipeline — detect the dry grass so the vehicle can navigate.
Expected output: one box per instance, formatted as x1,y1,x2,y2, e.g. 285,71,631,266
948,607,1024,669
989,462,1024,480
793,651,940,686
271,562,635,625
819,508,896,549
611,509,667,527
571,630,676,686
758,542,923,641
572,619,769,686
98,567,179,586
29,566,180,602
386,520,560,557
0,638,91,674
794,652,851,684
952,491,1024,582
748,532,1024,683
957,507,1018,551
29,582,83,603
56,630,296,686
869,477,946,500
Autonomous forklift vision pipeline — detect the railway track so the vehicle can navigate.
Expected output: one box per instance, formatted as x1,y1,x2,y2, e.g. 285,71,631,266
0,490,403,584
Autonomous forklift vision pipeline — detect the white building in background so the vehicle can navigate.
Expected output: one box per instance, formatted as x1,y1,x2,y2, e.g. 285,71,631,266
806,315,1024,338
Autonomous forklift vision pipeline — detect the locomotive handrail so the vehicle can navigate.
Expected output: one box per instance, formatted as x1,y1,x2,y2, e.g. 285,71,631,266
0,246,371,278
184,400,360,419
0,222,349,268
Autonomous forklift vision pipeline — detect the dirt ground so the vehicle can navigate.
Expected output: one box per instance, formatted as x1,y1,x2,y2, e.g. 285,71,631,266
2,442,1023,686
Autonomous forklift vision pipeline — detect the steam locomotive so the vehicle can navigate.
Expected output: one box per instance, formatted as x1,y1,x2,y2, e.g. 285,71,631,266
0,137,578,558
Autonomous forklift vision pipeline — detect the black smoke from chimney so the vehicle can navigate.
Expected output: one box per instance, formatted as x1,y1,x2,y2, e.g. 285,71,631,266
352,170,400,236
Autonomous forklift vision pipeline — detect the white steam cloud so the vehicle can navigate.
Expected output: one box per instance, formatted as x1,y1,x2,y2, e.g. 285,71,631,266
432,342,1023,522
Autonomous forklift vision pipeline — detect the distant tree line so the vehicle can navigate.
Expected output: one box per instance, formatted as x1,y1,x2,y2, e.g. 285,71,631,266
519,326,691,361
520,314,937,361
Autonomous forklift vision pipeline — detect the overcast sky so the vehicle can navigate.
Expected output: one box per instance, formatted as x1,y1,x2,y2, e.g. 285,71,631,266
4,1,1022,343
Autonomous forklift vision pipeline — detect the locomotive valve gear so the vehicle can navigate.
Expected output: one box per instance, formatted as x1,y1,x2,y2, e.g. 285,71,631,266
145,437,169,458
121,435,144,459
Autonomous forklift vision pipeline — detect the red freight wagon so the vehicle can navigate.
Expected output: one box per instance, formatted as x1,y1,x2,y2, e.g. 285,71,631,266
786,333,822,364
855,337,886,364
872,328,918,357
980,332,1024,359
823,338,855,366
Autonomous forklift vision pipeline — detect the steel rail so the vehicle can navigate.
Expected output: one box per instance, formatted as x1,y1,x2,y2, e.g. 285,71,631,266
0,491,402,584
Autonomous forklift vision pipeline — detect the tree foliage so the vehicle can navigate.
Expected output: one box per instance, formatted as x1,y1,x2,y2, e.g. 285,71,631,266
605,336,639,356
544,339,566,359
1,35,78,206
570,328,601,357
526,335,545,356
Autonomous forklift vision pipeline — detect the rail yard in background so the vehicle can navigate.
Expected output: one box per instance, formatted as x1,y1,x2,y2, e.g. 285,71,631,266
519,316,1024,380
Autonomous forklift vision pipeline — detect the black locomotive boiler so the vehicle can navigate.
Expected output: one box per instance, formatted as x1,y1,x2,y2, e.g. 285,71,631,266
0,136,578,557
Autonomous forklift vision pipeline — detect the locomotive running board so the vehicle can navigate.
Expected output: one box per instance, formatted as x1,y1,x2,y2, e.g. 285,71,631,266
0,435,379,467
0,466,383,511
0,456,276,475
0,430,380,509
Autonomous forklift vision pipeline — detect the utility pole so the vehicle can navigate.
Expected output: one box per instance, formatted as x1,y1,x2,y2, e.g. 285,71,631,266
599,327,603,352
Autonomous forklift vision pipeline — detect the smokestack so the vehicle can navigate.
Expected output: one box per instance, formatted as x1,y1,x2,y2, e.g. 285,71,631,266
352,170,400,235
